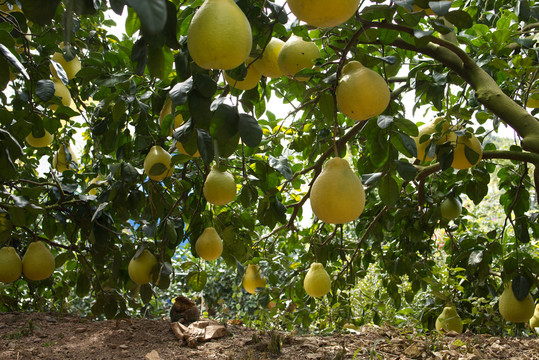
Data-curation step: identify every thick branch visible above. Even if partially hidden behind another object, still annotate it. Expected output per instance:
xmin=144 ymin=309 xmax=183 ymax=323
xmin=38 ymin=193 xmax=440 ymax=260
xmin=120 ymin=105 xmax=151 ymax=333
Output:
xmin=358 ymin=19 xmax=539 ymax=155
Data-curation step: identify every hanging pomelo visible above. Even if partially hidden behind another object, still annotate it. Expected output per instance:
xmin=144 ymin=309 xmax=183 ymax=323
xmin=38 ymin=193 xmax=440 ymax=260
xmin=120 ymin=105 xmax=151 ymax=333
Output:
xmin=187 ymin=0 xmax=252 ymax=70
xmin=336 ymin=61 xmax=390 ymax=121
xmin=310 ymin=157 xmax=365 ymax=224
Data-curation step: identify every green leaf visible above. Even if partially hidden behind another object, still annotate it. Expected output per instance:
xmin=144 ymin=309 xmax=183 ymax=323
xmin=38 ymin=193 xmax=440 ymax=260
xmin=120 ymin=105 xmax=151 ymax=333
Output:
xmin=465 ymin=180 xmax=488 ymax=205
xmin=503 ymin=257 xmax=518 ymax=276
xmin=174 ymin=51 xmax=190 ymax=81
xmin=377 ymin=115 xmax=394 ymax=129
xmin=164 ymin=220 xmax=177 ymax=244
xmin=103 ymin=297 xmax=118 ymax=319
xmin=126 ymin=0 xmax=166 ymax=35
xmin=76 ymin=273 xmax=91 ymax=297
xmin=55 ymin=252 xmax=74 ymax=268
xmin=269 ymin=156 xmax=293 ymax=181
xmin=239 ymin=183 xmax=258 ymax=208
xmin=36 ymin=79 xmax=55 ymax=102
xmin=445 ymin=10 xmax=473 ymax=29
xmin=437 ymin=144 xmax=453 ymax=170
xmin=20 ymin=0 xmax=60 ymax=25
xmin=468 ymin=250 xmax=483 ymax=266
xmin=194 ymin=73 xmax=217 ymax=98
xmin=43 ymin=215 xmax=57 ymax=239
xmin=149 ymin=162 xmax=167 ymax=176
xmin=362 ymin=172 xmax=383 ymax=186
xmin=464 ymin=144 xmax=480 ymax=166
xmin=369 ymin=135 xmax=389 ymax=168
xmin=395 ymin=160 xmax=417 ymax=181
xmin=318 ymin=93 xmax=335 ymax=123
xmin=391 ymin=132 xmax=417 ymax=158
xmin=189 ymin=91 xmax=213 ymax=129
xmin=511 ymin=275 xmax=531 ymax=301
xmin=514 ymin=217 xmax=530 ymax=244
xmin=121 ymin=163 xmax=139 ymax=184
xmin=428 ymin=1 xmax=452 ymax=15
xmin=187 ymin=270 xmax=207 ymax=291
xmin=225 ymin=63 xmax=248 ymax=82
xmin=378 ymin=175 xmax=399 ymax=207
xmin=197 ymin=129 xmax=213 ymax=164
xmin=238 ymin=113 xmax=262 ymax=147
xmin=170 ymin=77 xmax=193 ymax=105
xmin=140 ymin=283 xmax=153 ymax=304
xmin=210 ymin=103 xmax=239 ymax=143
xmin=147 ymin=46 xmax=165 ymax=79
xmin=413 ymin=29 xmax=434 ymax=39
xmin=52 ymin=56 xmax=70 ymax=82
xmin=394 ymin=118 xmax=419 ymax=137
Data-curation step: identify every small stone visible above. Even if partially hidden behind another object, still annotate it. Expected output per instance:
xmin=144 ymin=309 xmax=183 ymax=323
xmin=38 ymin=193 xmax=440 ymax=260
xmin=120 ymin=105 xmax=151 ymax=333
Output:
xmin=120 ymin=350 xmax=130 ymax=358
xmin=74 ymin=327 xmax=86 ymax=334
xmin=145 ymin=350 xmax=161 ymax=360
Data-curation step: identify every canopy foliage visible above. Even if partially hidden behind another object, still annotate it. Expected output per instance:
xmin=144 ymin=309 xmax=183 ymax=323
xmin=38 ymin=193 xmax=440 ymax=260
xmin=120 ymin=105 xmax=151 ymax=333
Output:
xmin=1 ymin=0 xmax=539 ymax=333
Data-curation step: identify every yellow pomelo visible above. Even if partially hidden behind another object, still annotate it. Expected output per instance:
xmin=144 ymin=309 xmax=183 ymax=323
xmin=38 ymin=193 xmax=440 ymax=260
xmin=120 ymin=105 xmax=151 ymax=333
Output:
xmin=22 ymin=241 xmax=55 ymax=281
xmin=52 ymin=145 xmax=78 ymax=172
xmin=203 ymin=166 xmax=236 ymax=205
xmin=440 ymin=197 xmax=462 ymax=220
xmin=336 ymin=61 xmax=390 ymax=121
xmin=253 ymin=38 xmax=285 ymax=78
xmin=242 ymin=264 xmax=267 ymax=294
xmin=26 ymin=129 xmax=53 ymax=148
xmin=51 ymin=78 xmax=73 ymax=108
xmin=530 ymin=304 xmax=539 ymax=333
xmin=499 ymin=282 xmax=535 ymax=323
xmin=224 ymin=57 xmax=262 ymax=90
xmin=277 ymin=35 xmax=321 ymax=81
xmin=144 ymin=145 xmax=173 ymax=181
xmin=50 ymin=51 xmax=81 ymax=80
xmin=435 ymin=305 xmax=463 ymax=333
xmin=128 ymin=249 xmax=158 ymax=285
xmin=287 ymin=0 xmax=360 ymax=27
xmin=304 ymin=263 xmax=331 ymax=298
xmin=0 ymin=246 xmax=22 ymax=283
xmin=310 ymin=157 xmax=365 ymax=224
xmin=449 ymin=132 xmax=482 ymax=170
xmin=195 ymin=227 xmax=223 ymax=261
xmin=412 ymin=117 xmax=450 ymax=162
xmin=187 ymin=0 xmax=252 ymax=70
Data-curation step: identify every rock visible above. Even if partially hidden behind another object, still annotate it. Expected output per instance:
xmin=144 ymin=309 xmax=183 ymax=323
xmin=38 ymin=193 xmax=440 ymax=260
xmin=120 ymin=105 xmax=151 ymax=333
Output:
xmin=145 ymin=350 xmax=161 ymax=360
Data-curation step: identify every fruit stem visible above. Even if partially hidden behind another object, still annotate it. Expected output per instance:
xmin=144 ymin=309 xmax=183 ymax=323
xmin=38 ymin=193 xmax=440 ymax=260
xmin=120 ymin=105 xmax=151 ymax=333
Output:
xmin=213 ymin=139 xmax=220 ymax=168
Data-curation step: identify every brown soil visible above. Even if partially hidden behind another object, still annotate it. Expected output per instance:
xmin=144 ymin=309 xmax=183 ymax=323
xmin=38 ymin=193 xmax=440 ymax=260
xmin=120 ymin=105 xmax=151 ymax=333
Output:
xmin=0 ymin=311 xmax=538 ymax=359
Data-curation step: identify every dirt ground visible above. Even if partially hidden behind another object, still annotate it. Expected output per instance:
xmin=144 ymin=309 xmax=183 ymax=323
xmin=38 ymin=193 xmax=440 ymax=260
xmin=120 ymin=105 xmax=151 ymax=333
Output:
xmin=1 ymin=312 xmax=538 ymax=360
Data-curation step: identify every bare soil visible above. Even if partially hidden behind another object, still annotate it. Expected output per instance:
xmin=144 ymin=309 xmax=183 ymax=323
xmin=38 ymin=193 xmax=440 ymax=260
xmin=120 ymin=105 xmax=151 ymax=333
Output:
xmin=1 ymin=311 xmax=538 ymax=359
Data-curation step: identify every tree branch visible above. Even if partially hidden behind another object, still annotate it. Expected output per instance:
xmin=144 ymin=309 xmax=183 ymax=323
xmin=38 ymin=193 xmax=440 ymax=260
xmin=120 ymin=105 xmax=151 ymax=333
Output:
xmin=357 ymin=18 xmax=539 ymax=155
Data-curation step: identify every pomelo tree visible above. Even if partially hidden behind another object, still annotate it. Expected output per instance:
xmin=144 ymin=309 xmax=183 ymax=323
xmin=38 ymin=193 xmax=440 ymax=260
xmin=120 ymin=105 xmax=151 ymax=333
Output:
xmin=0 ymin=0 xmax=538 ymax=333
